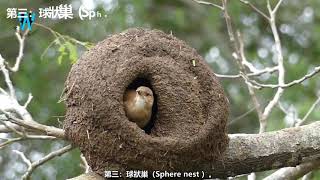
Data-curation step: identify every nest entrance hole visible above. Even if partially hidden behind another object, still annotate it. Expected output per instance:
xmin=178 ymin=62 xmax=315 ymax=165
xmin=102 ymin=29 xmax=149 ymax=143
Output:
xmin=125 ymin=77 xmax=158 ymax=134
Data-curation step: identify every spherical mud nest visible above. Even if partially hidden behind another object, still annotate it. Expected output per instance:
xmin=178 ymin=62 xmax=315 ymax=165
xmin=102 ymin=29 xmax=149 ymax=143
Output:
xmin=63 ymin=28 xmax=229 ymax=175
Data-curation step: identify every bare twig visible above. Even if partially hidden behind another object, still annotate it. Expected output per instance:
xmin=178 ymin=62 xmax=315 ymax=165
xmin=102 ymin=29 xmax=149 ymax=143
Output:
xmin=1 ymin=135 xmax=56 ymax=149
xmin=215 ymin=66 xmax=278 ymax=78
xmin=244 ymin=66 xmax=320 ymax=89
xmin=296 ymin=96 xmax=320 ymax=126
xmin=0 ymin=87 xmax=7 ymax=95
xmin=10 ymin=27 xmax=29 ymax=72
xmin=80 ymin=154 xmax=90 ymax=173
xmin=0 ymin=122 xmax=25 ymax=133
xmin=14 ymin=145 xmax=74 ymax=180
xmin=192 ymin=0 xmax=224 ymax=10
xmin=259 ymin=0 xmax=285 ymax=133
xmin=247 ymin=173 xmax=256 ymax=180
xmin=239 ymin=0 xmax=270 ymax=20
xmin=221 ymin=0 xmax=241 ymax=66
xmin=273 ymin=0 xmax=284 ymax=14
xmin=0 ymin=109 xmax=65 ymax=139
xmin=237 ymin=32 xmax=263 ymax=124
xmin=302 ymin=172 xmax=312 ymax=180
xmin=220 ymin=0 xmax=264 ymax=138
xmin=0 ymin=54 xmax=16 ymax=98
xmin=23 ymin=93 xmax=33 ymax=108
xmin=13 ymin=150 xmax=32 ymax=167
xmin=1 ymin=137 xmax=25 ymax=149
xmin=0 ymin=120 xmax=24 ymax=136
xmin=264 ymin=160 xmax=320 ymax=180
xmin=228 ymin=107 xmax=255 ymax=125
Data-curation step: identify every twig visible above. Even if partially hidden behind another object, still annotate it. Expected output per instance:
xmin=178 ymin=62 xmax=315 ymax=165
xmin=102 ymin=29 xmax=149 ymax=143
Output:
xmin=10 ymin=27 xmax=29 ymax=72
xmin=0 ymin=53 xmax=35 ymax=122
xmin=247 ymin=173 xmax=256 ymax=180
xmin=0 ymin=120 xmax=24 ymax=136
xmin=245 ymin=66 xmax=320 ymax=89
xmin=221 ymin=0 xmax=264 ymax=137
xmin=215 ymin=66 xmax=278 ymax=78
xmin=0 ymin=87 xmax=7 ymax=95
xmin=192 ymin=0 xmax=224 ymax=10
xmin=14 ymin=145 xmax=74 ymax=180
xmin=238 ymin=28 xmax=262 ymax=180
xmin=40 ymin=38 xmax=61 ymax=60
xmin=228 ymin=107 xmax=256 ymax=125
xmin=0 ymin=109 xmax=65 ymax=139
xmin=13 ymin=150 xmax=32 ymax=167
xmin=24 ymin=93 xmax=33 ymax=108
xmin=34 ymin=23 xmax=60 ymax=39
xmin=302 ymin=172 xmax=312 ymax=180
xmin=296 ymin=96 xmax=320 ymax=126
xmin=238 ymin=31 xmax=261 ymax=74
xmin=273 ymin=0 xmax=284 ymax=14
xmin=80 ymin=154 xmax=90 ymax=173
xmin=1 ymin=137 xmax=25 ymax=149
xmin=0 ymin=54 xmax=16 ymax=99
xmin=0 ymin=123 xmax=26 ymax=133
xmin=58 ymin=78 xmax=77 ymax=103
xmin=1 ymin=135 xmax=56 ymax=149
xmin=239 ymin=0 xmax=270 ymax=20
xmin=237 ymin=32 xmax=263 ymax=122
xmin=221 ymin=0 xmax=241 ymax=66
xmin=264 ymin=160 xmax=320 ymax=180
xmin=260 ymin=0 xmax=285 ymax=133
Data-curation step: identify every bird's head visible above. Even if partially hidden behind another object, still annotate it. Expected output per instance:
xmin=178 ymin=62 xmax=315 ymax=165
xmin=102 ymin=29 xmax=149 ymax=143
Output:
xmin=136 ymin=86 xmax=154 ymax=108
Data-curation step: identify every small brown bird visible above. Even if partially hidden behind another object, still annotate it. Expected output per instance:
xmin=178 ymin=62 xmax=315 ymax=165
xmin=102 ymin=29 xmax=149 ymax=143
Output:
xmin=124 ymin=86 xmax=154 ymax=128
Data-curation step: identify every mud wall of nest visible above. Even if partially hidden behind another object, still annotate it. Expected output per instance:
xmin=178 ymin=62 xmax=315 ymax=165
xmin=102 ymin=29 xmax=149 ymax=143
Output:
xmin=63 ymin=28 xmax=229 ymax=175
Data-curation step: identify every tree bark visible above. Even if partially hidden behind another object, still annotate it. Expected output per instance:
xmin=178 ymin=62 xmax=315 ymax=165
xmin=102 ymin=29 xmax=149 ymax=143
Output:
xmin=211 ymin=121 xmax=320 ymax=178
xmin=70 ymin=121 xmax=320 ymax=179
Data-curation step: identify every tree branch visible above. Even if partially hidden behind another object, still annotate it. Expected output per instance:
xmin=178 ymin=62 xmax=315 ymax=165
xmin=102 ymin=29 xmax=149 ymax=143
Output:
xmin=68 ymin=121 xmax=320 ymax=179
xmin=208 ymin=121 xmax=320 ymax=178
xmin=214 ymin=66 xmax=278 ymax=78
xmin=239 ymin=0 xmax=270 ymax=21
xmin=244 ymin=66 xmax=320 ymax=89
xmin=259 ymin=0 xmax=285 ymax=133
xmin=14 ymin=145 xmax=74 ymax=180
xmin=264 ymin=160 xmax=320 ymax=180
xmin=10 ymin=27 xmax=29 ymax=72
xmin=0 ymin=109 xmax=65 ymax=139
xmin=0 ymin=54 xmax=16 ymax=98
xmin=296 ymin=96 xmax=320 ymax=126
xmin=192 ymin=0 xmax=224 ymax=10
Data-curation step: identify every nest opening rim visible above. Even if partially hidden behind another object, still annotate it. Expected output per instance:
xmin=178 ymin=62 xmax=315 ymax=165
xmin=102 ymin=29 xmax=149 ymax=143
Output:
xmin=124 ymin=76 xmax=158 ymax=134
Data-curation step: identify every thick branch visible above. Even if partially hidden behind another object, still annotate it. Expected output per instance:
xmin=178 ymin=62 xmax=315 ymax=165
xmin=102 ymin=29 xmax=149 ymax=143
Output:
xmin=209 ymin=121 xmax=320 ymax=178
xmin=69 ymin=121 xmax=320 ymax=179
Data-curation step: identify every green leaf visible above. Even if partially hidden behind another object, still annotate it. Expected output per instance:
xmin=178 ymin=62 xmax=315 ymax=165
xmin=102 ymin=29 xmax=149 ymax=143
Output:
xmin=57 ymin=44 xmax=66 ymax=64
xmin=65 ymin=42 xmax=78 ymax=64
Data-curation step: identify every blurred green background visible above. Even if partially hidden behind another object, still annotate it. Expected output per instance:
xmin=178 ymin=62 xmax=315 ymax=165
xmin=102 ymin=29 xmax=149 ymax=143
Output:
xmin=0 ymin=0 xmax=319 ymax=179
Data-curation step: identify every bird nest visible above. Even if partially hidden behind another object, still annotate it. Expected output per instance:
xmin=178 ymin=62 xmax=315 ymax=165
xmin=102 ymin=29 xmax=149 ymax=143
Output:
xmin=63 ymin=28 xmax=229 ymax=175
